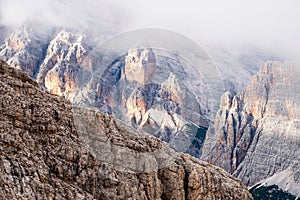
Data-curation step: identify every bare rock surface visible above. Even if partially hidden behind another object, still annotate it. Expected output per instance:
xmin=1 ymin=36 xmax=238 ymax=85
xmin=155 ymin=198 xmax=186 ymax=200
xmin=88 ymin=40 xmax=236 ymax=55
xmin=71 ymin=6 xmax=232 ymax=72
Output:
xmin=201 ymin=61 xmax=300 ymax=194
xmin=0 ymin=60 xmax=252 ymax=199
xmin=0 ymin=21 xmax=276 ymax=159
xmin=0 ymin=20 xmax=53 ymax=78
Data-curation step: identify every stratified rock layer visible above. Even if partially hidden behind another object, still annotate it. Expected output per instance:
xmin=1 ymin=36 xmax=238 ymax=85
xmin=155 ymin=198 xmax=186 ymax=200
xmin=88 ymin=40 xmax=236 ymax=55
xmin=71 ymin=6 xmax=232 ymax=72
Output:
xmin=0 ymin=60 xmax=252 ymax=199
xmin=201 ymin=61 xmax=300 ymax=190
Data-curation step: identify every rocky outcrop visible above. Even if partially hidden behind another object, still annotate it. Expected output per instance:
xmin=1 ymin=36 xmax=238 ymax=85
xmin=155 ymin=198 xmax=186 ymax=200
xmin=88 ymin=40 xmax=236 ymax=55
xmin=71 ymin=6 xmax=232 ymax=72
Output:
xmin=0 ymin=21 xmax=53 ymax=78
xmin=0 ymin=60 xmax=253 ymax=199
xmin=201 ymin=90 xmax=256 ymax=173
xmin=39 ymin=29 xmax=90 ymax=96
xmin=201 ymin=61 xmax=300 ymax=194
xmin=124 ymin=48 xmax=155 ymax=84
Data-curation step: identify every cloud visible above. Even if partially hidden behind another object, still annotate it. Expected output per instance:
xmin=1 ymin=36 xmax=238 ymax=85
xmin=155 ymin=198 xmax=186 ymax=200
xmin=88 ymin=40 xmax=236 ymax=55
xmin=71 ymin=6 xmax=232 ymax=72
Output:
xmin=0 ymin=0 xmax=300 ymax=60
xmin=119 ymin=0 xmax=300 ymax=60
xmin=0 ymin=0 xmax=123 ymax=28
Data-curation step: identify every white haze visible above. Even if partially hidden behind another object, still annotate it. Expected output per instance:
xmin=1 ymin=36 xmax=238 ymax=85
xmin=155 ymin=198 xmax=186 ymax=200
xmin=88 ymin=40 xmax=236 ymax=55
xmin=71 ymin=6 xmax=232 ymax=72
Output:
xmin=0 ymin=0 xmax=300 ymax=60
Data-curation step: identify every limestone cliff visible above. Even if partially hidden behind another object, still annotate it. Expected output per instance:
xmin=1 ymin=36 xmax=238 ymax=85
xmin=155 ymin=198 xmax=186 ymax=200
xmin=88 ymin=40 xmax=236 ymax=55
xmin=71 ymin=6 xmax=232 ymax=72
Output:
xmin=0 ymin=21 xmax=272 ymax=158
xmin=201 ymin=61 xmax=300 ymax=195
xmin=38 ymin=29 xmax=90 ymax=95
xmin=0 ymin=60 xmax=252 ymax=199
xmin=69 ymin=47 xmax=211 ymax=157
xmin=0 ymin=21 xmax=53 ymax=78
xmin=200 ymin=90 xmax=256 ymax=174
xmin=0 ymin=22 xmax=212 ymax=157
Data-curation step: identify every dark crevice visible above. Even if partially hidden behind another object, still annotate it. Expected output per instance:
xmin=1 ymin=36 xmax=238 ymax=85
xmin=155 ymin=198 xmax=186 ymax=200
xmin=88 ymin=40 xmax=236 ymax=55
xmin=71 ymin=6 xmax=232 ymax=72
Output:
xmin=183 ymin=165 xmax=189 ymax=200
xmin=262 ymin=83 xmax=270 ymax=118
xmin=251 ymin=127 xmax=263 ymax=154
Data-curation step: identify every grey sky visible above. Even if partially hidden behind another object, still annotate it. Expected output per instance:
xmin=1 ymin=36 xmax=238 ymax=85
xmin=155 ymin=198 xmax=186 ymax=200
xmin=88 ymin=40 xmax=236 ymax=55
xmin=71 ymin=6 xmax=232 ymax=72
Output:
xmin=0 ymin=0 xmax=300 ymax=60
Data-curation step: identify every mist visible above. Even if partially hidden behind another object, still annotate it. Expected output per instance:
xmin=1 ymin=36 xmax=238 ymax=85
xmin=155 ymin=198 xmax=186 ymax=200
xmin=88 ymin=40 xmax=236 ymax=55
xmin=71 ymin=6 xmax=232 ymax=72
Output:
xmin=0 ymin=0 xmax=300 ymax=60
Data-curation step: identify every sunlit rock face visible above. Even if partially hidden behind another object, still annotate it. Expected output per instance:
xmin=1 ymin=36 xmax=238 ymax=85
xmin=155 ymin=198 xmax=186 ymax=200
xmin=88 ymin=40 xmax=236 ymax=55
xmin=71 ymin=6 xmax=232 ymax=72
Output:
xmin=124 ymin=48 xmax=155 ymax=84
xmin=40 ymin=30 xmax=90 ymax=97
xmin=76 ymin=48 xmax=211 ymax=156
xmin=0 ymin=21 xmax=52 ymax=78
xmin=201 ymin=61 xmax=300 ymax=190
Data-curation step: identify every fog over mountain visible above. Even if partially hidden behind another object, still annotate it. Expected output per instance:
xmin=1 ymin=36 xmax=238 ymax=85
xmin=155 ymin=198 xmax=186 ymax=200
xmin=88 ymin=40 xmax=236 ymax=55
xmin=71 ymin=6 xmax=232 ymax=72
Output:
xmin=1 ymin=0 xmax=300 ymax=60
xmin=1 ymin=1 xmax=300 ymax=199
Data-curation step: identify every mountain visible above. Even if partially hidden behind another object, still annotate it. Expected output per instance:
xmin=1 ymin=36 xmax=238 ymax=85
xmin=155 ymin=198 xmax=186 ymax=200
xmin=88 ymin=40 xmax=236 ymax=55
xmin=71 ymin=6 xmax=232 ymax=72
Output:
xmin=204 ymin=46 xmax=279 ymax=91
xmin=0 ymin=20 xmax=273 ymax=157
xmin=0 ymin=21 xmax=54 ymax=78
xmin=0 ymin=60 xmax=253 ymax=199
xmin=201 ymin=61 xmax=300 ymax=197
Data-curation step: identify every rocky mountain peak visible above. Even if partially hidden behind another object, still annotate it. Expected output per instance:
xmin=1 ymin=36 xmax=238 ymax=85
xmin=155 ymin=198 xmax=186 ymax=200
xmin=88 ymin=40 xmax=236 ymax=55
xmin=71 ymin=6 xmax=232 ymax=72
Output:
xmin=37 ymin=29 xmax=90 ymax=96
xmin=0 ymin=21 xmax=53 ymax=78
xmin=0 ymin=23 xmax=273 ymax=161
xmin=219 ymin=90 xmax=242 ymax=112
xmin=124 ymin=48 xmax=155 ymax=84
xmin=201 ymin=60 xmax=300 ymax=197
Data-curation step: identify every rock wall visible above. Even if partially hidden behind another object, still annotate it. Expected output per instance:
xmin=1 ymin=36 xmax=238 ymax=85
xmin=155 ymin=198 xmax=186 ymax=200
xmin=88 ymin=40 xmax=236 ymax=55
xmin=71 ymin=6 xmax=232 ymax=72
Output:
xmin=0 ymin=21 xmax=52 ymax=78
xmin=201 ymin=90 xmax=256 ymax=174
xmin=0 ymin=60 xmax=252 ymax=199
xmin=201 ymin=61 xmax=300 ymax=188
xmin=0 ymin=22 xmax=212 ymax=158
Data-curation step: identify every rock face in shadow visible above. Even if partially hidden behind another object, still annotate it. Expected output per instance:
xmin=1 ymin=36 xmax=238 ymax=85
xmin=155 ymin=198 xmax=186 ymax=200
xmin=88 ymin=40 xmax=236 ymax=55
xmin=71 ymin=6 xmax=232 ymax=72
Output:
xmin=201 ymin=90 xmax=256 ymax=174
xmin=0 ymin=60 xmax=253 ymax=199
xmin=201 ymin=61 xmax=300 ymax=192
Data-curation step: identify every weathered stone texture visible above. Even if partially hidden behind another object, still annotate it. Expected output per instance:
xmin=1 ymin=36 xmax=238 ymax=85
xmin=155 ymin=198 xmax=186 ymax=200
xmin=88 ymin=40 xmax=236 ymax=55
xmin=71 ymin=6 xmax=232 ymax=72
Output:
xmin=201 ymin=61 xmax=300 ymax=188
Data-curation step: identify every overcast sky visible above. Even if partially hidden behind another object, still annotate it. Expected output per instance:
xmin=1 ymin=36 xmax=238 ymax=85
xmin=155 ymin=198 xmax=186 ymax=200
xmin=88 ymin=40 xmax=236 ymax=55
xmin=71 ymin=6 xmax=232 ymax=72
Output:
xmin=1 ymin=0 xmax=300 ymax=60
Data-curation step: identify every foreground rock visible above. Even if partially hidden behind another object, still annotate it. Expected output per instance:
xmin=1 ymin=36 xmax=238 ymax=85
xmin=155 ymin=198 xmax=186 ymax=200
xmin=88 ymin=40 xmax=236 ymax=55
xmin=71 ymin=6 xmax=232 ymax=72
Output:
xmin=0 ymin=60 xmax=252 ymax=199
xmin=201 ymin=61 xmax=300 ymax=197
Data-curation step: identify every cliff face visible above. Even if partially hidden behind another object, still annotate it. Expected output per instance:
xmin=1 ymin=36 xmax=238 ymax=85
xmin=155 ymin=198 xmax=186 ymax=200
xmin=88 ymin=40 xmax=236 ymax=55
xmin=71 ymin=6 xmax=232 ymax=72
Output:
xmin=38 ymin=29 xmax=90 ymax=95
xmin=201 ymin=61 xmax=300 ymax=193
xmin=0 ymin=60 xmax=252 ymax=199
xmin=200 ymin=90 xmax=256 ymax=174
xmin=0 ymin=21 xmax=271 ymax=158
xmin=0 ymin=21 xmax=53 ymax=78
xmin=0 ymin=22 xmax=213 ymax=157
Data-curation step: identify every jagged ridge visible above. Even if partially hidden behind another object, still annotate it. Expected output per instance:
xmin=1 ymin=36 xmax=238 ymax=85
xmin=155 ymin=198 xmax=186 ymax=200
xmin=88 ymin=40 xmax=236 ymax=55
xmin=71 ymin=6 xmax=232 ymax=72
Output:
xmin=201 ymin=61 xmax=300 ymax=197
